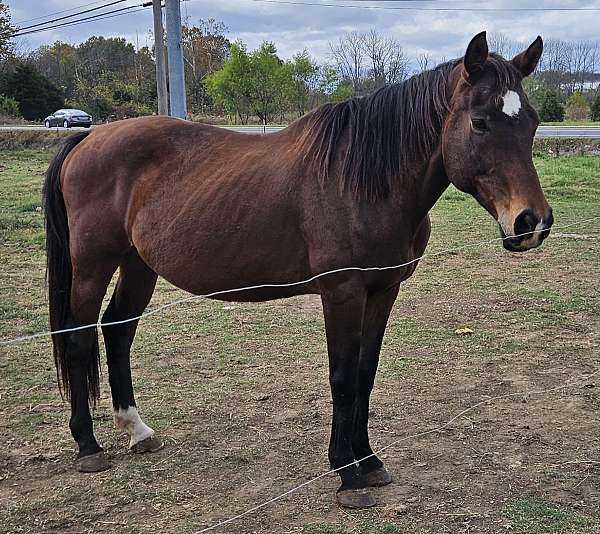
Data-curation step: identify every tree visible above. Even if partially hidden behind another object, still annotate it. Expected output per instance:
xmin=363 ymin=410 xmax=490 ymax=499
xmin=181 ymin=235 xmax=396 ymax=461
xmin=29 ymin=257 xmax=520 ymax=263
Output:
xmin=76 ymin=36 xmax=137 ymax=81
xmin=205 ymin=42 xmax=252 ymax=123
xmin=286 ymin=50 xmax=318 ymax=117
xmin=330 ymin=29 xmax=410 ymax=95
xmin=591 ymin=92 xmax=600 ymax=121
xmin=359 ymin=29 xmax=409 ymax=89
xmin=330 ymin=81 xmax=353 ymax=102
xmin=28 ymin=42 xmax=77 ymax=99
xmin=0 ymin=63 xmax=64 ymax=120
xmin=565 ymin=91 xmax=590 ymax=121
xmin=27 ymin=36 xmax=158 ymax=120
xmin=314 ymin=64 xmax=353 ymax=104
xmin=523 ymin=76 xmax=549 ymax=111
xmin=539 ymin=90 xmax=564 ymax=122
xmin=0 ymin=93 xmax=18 ymax=116
xmin=182 ymin=18 xmax=230 ymax=114
xmin=0 ymin=2 xmax=14 ymax=63
xmin=329 ymin=32 xmax=364 ymax=94
xmin=248 ymin=42 xmax=290 ymax=125
xmin=416 ymin=53 xmax=431 ymax=73
xmin=487 ymin=32 xmax=520 ymax=59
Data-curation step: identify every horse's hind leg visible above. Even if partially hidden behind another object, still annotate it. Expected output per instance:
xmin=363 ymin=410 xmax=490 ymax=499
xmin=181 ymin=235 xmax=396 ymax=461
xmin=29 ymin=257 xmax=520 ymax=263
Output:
xmin=101 ymin=249 xmax=161 ymax=453
xmin=68 ymin=261 xmax=119 ymax=473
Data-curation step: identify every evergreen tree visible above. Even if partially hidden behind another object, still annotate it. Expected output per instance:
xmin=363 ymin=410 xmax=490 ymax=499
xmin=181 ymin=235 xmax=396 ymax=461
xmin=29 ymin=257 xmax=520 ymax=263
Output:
xmin=0 ymin=63 xmax=64 ymax=120
xmin=539 ymin=90 xmax=564 ymax=122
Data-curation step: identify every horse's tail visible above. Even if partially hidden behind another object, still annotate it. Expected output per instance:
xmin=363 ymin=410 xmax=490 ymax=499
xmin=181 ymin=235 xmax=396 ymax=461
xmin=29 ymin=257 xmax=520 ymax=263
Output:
xmin=43 ymin=131 xmax=95 ymax=401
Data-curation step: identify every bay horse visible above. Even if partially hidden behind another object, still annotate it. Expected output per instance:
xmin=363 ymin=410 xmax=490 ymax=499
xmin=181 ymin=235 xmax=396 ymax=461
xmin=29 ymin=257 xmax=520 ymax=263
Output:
xmin=44 ymin=32 xmax=553 ymax=508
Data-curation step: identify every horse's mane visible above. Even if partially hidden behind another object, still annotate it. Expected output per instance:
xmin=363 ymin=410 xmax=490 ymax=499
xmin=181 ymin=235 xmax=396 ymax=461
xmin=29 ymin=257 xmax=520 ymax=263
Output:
xmin=298 ymin=54 xmax=519 ymax=201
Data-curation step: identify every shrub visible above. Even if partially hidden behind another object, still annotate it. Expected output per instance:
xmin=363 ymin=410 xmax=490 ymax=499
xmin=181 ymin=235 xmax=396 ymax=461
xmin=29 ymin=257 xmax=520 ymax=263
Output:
xmin=539 ymin=90 xmax=564 ymax=122
xmin=0 ymin=94 xmax=19 ymax=117
xmin=522 ymin=76 xmax=548 ymax=111
xmin=591 ymin=92 xmax=600 ymax=121
xmin=565 ymin=91 xmax=590 ymax=121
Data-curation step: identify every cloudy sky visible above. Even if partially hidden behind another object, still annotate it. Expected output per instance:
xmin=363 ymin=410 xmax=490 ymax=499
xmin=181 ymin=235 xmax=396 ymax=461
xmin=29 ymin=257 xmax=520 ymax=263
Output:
xmin=9 ymin=0 xmax=600 ymax=67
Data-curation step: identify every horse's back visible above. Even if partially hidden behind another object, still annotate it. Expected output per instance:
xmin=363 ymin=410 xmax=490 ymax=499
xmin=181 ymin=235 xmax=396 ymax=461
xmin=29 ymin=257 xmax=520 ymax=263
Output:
xmin=60 ymin=116 xmax=313 ymax=296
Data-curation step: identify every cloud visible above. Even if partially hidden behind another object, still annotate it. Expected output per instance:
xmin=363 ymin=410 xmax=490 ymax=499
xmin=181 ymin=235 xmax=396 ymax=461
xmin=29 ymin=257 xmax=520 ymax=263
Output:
xmin=11 ymin=0 xmax=600 ymax=67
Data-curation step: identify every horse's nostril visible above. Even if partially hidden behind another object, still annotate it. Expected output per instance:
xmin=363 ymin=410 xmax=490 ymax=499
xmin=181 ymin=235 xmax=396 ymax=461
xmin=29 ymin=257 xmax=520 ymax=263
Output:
xmin=514 ymin=209 xmax=538 ymax=237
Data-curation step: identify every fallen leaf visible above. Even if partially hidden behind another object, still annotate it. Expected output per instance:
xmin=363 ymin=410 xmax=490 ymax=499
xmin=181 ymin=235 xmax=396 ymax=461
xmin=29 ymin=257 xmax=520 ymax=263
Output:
xmin=455 ymin=327 xmax=474 ymax=336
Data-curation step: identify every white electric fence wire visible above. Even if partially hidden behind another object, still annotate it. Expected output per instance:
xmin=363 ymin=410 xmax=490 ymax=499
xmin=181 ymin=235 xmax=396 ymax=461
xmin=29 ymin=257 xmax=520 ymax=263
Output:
xmin=1 ymin=215 xmax=599 ymax=346
xmin=194 ymin=365 xmax=600 ymax=533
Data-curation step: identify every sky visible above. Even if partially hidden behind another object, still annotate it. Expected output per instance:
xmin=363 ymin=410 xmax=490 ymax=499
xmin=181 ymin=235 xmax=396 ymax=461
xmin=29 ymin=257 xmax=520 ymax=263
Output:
xmin=9 ymin=0 xmax=600 ymax=67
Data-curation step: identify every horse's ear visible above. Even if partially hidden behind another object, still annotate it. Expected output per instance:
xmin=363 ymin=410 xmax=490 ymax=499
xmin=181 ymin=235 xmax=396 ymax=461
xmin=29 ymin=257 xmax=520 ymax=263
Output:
xmin=511 ymin=36 xmax=543 ymax=77
xmin=464 ymin=31 xmax=489 ymax=77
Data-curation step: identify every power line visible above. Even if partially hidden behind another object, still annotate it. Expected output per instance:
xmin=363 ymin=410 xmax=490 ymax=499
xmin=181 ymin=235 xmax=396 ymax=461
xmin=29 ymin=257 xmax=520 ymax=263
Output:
xmin=204 ymin=0 xmax=600 ymax=11
xmin=15 ymin=0 xmax=131 ymax=32
xmin=13 ymin=3 xmax=153 ymax=38
xmin=13 ymin=7 xmax=152 ymax=38
xmin=14 ymin=0 xmax=116 ymax=25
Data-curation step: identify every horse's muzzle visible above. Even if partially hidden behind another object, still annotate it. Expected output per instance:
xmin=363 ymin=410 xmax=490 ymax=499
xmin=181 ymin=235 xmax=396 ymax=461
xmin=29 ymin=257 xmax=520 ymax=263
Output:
xmin=500 ymin=208 xmax=554 ymax=252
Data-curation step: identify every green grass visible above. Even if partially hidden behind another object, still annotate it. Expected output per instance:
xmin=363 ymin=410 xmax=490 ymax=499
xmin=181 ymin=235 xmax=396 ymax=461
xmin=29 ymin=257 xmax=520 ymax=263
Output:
xmin=300 ymin=521 xmax=406 ymax=534
xmin=541 ymin=121 xmax=600 ymax=126
xmin=0 ymin=149 xmax=599 ymax=533
xmin=502 ymin=498 xmax=599 ymax=533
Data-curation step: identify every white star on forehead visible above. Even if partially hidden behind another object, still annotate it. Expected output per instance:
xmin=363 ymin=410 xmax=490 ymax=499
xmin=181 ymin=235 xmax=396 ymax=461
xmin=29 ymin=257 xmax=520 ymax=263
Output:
xmin=502 ymin=90 xmax=521 ymax=116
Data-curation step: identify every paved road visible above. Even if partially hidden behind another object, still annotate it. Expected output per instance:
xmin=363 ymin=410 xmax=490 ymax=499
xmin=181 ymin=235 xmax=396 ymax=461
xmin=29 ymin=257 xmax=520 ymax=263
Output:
xmin=1 ymin=124 xmax=599 ymax=138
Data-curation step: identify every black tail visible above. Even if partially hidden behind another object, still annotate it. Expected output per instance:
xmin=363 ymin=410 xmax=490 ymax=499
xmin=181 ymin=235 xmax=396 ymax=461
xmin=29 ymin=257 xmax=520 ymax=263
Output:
xmin=43 ymin=131 xmax=100 ymax=402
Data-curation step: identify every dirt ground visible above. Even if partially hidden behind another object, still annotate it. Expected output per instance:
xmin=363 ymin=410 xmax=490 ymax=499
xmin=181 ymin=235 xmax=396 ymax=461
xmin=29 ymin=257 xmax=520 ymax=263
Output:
xmin=1 ymin=151 xmax=599 ymax=534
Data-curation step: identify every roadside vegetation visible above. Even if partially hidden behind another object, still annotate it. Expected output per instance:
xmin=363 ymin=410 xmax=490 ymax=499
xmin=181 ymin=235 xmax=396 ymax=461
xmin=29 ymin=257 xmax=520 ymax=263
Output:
xmin=1 ymin=1 xmax=600 ymax=126
xmin=0 ymin=148 xmax=599 ymax=533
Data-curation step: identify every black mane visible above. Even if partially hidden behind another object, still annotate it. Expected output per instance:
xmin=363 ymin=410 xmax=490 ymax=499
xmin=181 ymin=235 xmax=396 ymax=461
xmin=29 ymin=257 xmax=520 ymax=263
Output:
xmin=300 ymin=54 xmax=519 ymax=201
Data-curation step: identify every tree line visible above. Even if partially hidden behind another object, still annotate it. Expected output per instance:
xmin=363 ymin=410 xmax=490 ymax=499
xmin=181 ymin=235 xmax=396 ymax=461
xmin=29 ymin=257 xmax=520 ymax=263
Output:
xmin=0 ymin=1 xmax=599 ymax=124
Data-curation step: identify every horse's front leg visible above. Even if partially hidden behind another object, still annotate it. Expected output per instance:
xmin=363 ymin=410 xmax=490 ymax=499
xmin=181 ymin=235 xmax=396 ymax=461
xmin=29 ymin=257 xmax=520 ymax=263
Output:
xmin=321 ymin=281 xmax=375 ymax=508
xmin=353 ymin=284 xmax=400 ymax=487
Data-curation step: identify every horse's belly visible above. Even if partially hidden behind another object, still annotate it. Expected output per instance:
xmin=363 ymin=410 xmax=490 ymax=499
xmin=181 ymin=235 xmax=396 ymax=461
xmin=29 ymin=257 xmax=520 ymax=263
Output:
xmin=131 ymin=209 xmax=315 ymax=300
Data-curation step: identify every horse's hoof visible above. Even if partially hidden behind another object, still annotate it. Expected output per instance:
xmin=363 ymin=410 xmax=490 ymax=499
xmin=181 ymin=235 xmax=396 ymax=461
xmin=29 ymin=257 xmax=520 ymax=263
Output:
xmin=75 ymin=451 xmax=110 ymax=473
xmin=130 ymin=435 xmax=164 ymax=454
xmin=336 ymin=488 xmax=376 ymax=509
xmin=362 ymin=466 xmax=393 ymax=487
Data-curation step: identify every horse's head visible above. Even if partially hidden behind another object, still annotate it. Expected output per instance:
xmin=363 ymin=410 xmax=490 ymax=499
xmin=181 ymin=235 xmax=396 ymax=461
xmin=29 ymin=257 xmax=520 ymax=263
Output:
xmin=442 ymin=31 xmax=553 ymax=252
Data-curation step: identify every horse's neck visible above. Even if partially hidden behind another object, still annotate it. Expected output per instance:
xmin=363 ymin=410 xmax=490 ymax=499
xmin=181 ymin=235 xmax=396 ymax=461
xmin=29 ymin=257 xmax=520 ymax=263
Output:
xmin=407 ymin=144 xmax=451 ymax=220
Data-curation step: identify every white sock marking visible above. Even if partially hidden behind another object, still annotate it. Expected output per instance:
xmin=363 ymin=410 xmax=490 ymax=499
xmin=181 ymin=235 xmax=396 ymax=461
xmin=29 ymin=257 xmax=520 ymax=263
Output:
xmin=114 ymin=407 xmax=154 ymax=448
xmin=502 ymin=90 xmax=521 ymax=117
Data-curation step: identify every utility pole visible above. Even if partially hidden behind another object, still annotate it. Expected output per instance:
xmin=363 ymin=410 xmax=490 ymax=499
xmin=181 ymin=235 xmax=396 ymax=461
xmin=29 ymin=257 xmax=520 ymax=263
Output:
xmin=165 ymin=0 xmax=187 ymax=119
xmin=152 ymin=0 xmax=169 ymax=115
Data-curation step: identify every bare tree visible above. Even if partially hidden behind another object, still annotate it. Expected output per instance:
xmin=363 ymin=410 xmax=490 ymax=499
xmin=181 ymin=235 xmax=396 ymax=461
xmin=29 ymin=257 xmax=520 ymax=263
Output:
xmin=182 ymin=18 xmax=230 ymax=113
xmin=570 ymin=40 xmax=599 ymax=92
xmin=416 ymin=53 xmax=431 ymax=73
xmin=329 ymin=31 xmax=364 ymax=94
xmin=329 ymin=29 xmax=410 ymax=95
xmin=488 ymin=32 xmax=520 ymax=59
xmin=359 ymin=29 xmax=409 ymax=88
xmin=387 ymin=46 xmax=410 ymax=84
xmin=537 ymin=38 xmax=570 ymax=89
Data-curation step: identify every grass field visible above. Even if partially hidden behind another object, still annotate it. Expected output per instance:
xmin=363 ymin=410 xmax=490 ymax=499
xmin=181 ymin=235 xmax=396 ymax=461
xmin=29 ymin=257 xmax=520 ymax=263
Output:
xmin=0 ymin=149 xmax=599 ymax=534
xmin=541 ymin=121 xmax=600 ymax=126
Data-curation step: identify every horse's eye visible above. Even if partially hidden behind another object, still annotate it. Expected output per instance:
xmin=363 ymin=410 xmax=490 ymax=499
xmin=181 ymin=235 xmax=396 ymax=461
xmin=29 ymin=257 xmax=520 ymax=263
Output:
xmin=471 ymin=117 xmax=488 ymax=133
